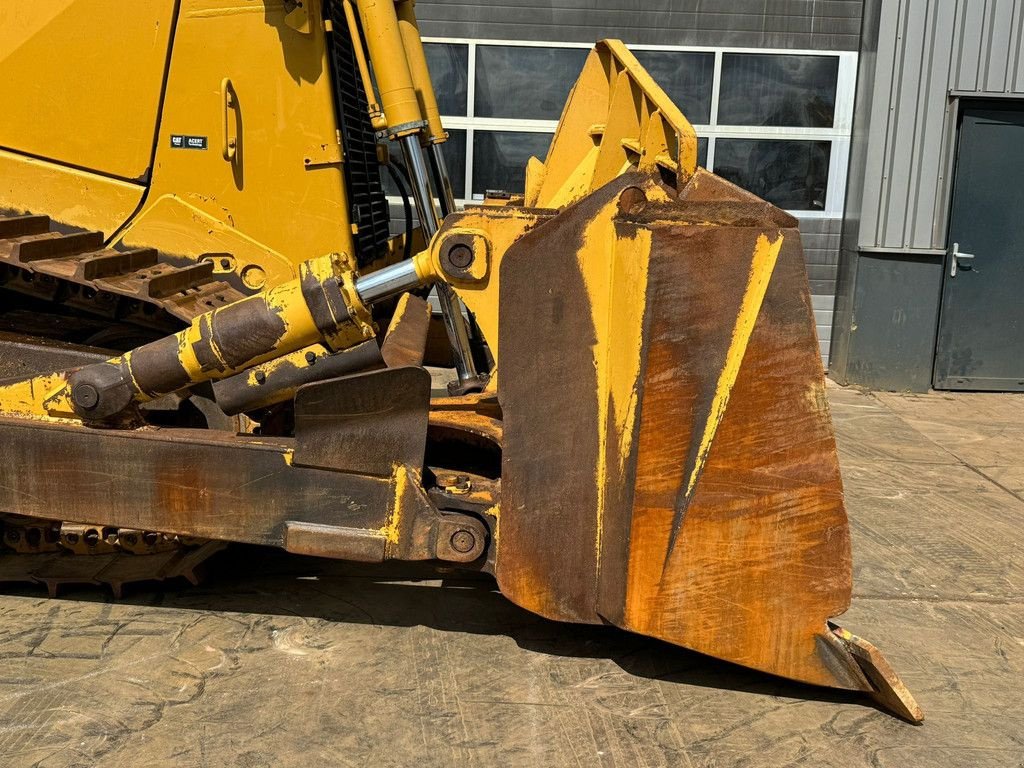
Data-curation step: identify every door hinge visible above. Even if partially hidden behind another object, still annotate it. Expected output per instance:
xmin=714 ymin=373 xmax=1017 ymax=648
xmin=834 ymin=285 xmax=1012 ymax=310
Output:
xmin=304 ymin=136 xmax=344 ymax=169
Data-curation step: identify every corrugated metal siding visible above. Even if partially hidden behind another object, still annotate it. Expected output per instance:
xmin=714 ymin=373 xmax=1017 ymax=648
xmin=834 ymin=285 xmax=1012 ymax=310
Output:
xmin=416 ymin=1 xmax=863 ymax=51
xmin=858 ymin=0 xmax=1024 ymax=251
xmin=951 ymin=0 xmax=1024 ymax=92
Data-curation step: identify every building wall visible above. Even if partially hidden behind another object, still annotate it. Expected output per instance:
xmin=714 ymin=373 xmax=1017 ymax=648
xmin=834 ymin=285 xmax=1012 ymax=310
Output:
xmin=416 ymin=0 xmax=863 ymax=51
xmin=831 ymin=0 xmax=1024 ymax=390
xmin=398 ymin=1 xmax=865 ymax=362
xmin=801 ymin=217 xmax=843 ymax=360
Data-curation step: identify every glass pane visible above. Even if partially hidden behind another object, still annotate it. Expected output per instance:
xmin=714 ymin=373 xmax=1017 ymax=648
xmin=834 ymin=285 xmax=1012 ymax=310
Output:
xmin=632 ymin=50 xmax=714 ymax=125
xmin=475 ymin=46 xmax=589 ymax=120
xmin=472 ymin=131 xmax=553 ymax=198
xmin=719 ymin=54 xmax=839 ymax=128
xmin=424 ymin=43 xmax=468 ymax=117
xmin=382 ymin=144 xmax=400 ymax=197
xmin=698 ymin=137 xmax=709 ymax=167
xmin=441 ymin=129 xmax=467 ymax=199
xmin=382 ymin=129 xmax=467 ymax=201
xmin=713 ymin=139 xmax=831 ymax=211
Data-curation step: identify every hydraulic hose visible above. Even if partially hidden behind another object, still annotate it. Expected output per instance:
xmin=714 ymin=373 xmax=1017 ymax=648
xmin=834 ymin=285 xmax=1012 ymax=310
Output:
xmin=386 ymin=160 xmax=415 ymax=262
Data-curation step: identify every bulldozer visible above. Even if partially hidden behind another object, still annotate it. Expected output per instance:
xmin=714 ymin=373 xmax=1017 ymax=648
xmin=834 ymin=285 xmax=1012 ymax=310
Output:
xmin=0 ymin=0 xmax=921 ymax=722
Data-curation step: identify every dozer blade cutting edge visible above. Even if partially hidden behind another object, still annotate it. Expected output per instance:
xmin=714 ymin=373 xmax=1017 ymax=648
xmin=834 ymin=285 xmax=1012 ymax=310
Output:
xmin=0 ymin=36 xmax=921 ymax=723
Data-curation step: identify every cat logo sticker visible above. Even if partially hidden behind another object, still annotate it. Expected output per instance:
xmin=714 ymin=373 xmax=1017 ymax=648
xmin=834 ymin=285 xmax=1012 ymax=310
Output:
xmin=170 ymin=135 xmax=208 ymax=150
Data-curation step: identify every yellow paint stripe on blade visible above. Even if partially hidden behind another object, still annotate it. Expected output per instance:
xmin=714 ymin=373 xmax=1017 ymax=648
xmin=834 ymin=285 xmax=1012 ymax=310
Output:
xmin=682 ymin=232 xmax=784 ymax=499
xmin=379 ymin=463 xmax=408 ymax=544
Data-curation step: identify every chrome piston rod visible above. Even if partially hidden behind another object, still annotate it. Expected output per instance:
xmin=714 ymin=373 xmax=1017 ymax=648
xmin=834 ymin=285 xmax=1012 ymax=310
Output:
xmin=355 ymin=258 xmax=421 ymax=305
xmin=396 ymin=135 xmax=482 ymax=389
xmin=428 ymin=142 xmax=458 ymax=218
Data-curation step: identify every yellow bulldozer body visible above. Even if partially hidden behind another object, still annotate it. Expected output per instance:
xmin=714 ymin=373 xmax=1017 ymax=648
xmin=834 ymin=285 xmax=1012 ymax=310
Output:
xmin=0 ymin=1 xmax=921 ymax=723
xmin=1 ymin=0 xmax=361 ymax=288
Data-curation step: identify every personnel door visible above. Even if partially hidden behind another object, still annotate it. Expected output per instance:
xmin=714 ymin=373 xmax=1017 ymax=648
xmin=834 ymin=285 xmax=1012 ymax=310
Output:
xmin=934 ymin=104 xmax=1024 ymax=390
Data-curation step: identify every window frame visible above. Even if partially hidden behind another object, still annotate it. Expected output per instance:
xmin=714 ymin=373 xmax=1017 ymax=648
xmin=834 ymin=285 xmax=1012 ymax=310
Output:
xmin=410 ymin=38 xmax=858 ymax=217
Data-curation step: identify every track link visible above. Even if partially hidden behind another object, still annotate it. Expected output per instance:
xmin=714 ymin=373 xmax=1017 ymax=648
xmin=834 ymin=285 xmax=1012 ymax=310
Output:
xmin=0 ymin=516 xmax=227 ymax=598
xmin=0 ymin=214 xmax=247 ymax=330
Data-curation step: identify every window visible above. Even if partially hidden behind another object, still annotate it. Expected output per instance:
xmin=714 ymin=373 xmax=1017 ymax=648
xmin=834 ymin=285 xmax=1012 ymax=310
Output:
xmin=396 ymin=39 xmax=854 ymax=215
xmin=440 ymin=129 xmax=468 ymax=199
xmin=473 ymin=131 xmax=554 ymax=197
xmin=714 ymin=140 xmax=831 ymax=211
xmin=424 ymin=43 xmax=468 ymax=117
xmin=719 ymin=54 xmax=839 ymax=128
xmin=475 ymin=46 xmax=588 ymax=120
xmin=632 ymin=50 xmax=714 ymax=125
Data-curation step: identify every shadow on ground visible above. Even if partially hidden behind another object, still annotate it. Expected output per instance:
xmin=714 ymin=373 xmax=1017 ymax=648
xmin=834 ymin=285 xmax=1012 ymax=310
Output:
xmin=1 ymin=543 xmax=883 ymax=717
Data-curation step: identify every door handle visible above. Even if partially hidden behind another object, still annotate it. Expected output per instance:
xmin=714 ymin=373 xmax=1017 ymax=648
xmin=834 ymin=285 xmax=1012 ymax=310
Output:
xmin=221 ymin=78 xmax=238 ymax=162
xmin=950 ymin=242 xmax=975 ymax=278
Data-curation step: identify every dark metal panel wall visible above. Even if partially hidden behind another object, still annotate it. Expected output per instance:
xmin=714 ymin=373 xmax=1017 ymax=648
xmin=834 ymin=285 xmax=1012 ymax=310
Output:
xmin=829 ymin=0 xmax=881 ymax=383
xmin=416 ymin=0 xmax=864 ymax=51
xmin=832 ymin=255 xmax=945 ymax=392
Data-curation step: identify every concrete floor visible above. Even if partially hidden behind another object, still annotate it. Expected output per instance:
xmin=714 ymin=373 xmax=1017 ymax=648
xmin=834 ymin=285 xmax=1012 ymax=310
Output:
xmin=0 ymin=384 xmax=1022 ymax=767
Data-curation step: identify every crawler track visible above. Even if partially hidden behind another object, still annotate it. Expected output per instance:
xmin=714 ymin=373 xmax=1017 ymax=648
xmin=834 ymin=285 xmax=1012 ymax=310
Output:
xmin=0 ymin=214 xmax=247 ymax=594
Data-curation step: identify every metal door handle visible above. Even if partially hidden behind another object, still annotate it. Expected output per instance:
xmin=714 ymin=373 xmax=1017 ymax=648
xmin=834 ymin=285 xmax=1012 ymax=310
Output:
xmin=221 ymin=78 xmax=238 ymax=162
xmin=950 ymin=242 xmax=975 ymax=277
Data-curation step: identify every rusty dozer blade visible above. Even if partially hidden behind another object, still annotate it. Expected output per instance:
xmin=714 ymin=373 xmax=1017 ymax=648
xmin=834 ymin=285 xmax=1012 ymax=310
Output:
xmin=474 ymin=166 xmax=921 ymax=722
xmin=422 ymin=40 xmax=922 ymax=721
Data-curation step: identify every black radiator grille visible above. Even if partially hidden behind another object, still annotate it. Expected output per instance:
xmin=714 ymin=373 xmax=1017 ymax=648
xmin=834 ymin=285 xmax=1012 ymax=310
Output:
xmin=326 ymin=1 xmax=391 ymax=268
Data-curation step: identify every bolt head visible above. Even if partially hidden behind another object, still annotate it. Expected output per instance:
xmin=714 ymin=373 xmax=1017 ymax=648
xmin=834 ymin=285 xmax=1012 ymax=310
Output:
xmin=71 ymin=383 xmax=100 ymax=411
xmin=448 ymin=244 xmax=474 ymax=269
xmin=449 ymin=530 xmax=476 ymax=554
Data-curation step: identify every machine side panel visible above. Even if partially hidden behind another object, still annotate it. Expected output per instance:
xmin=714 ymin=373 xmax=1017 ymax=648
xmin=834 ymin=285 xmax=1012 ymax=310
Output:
xmin=0 ymin=149 xmax=144 ymax=235
xmin=116 ymin=0 xmax=358 ymax=285
xmin=0 ymin=1 xmax=176 ymax=182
